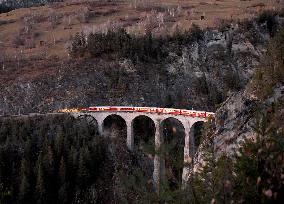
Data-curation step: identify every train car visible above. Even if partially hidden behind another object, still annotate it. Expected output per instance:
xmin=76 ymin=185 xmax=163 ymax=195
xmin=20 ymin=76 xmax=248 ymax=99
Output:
xmin=133 ymin=107 xmax=150 ymax=113
xmin=196 ymin=111 xmax=207 ymax=118
xmin=118 ymin=107 xmax=135 ymax=111
xmin=88 ymin=106 xmax=111 ymax=111
xmin=180 ymin=109 xmax=197 ymax=117
xmin=162 ymin=108 xmax=181 ymax=115
xmin=81 ymin=106 xmax=214 ymax=118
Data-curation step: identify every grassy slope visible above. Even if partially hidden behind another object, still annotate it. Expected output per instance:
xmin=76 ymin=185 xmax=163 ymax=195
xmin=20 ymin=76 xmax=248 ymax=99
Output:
xmin=0 ymin=0 xmax=281 ymax=58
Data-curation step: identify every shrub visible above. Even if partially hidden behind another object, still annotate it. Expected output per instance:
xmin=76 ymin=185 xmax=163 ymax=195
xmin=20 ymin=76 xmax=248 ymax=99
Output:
xmin=76 ymin=7 xmax=92 ymax=23
xmin=279 ymin=8 xmax=284 ymax=17
xmin=190 ymin=23 xmax=204 ymax=41
xmin=0 ymin=3 xmax=13 ymax=14
xmin=0 ymin=19 xmax=16 ymax=26
xmin=12 ymin=35 xmax=25 ymax=48
xmin=69 ymin=32 xmax=87 ymax=57
xmin=48 ymin=9 xmax=62 ymax=29
xmin=257 ymin=10 xmax=279 ymax=37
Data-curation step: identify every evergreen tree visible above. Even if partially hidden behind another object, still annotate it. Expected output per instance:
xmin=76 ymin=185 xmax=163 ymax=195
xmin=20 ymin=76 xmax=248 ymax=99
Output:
xmin=233 ymin=111 xmax=284 ymax=203
xmin=190 ymin=119 xmax=234 ymax=204
xmin=44 ymin=145 xmax=56 ymax=203
xmin=77 ymin=147 xmax=91 ymax=188
xmin=19 ymin=158 xmax=31 ymax=203
xmin=35 ymin=153 xmax=46 ymax=204
xmin=59 ymin=157 xmax=66 ymax=188
xmin=0 ymin=183 xmax=12 ymax=204
xmin=58 ymin=156 xmax=68 ymax=204
xmin=55 ymin=126 xmax=65 ymax=159
xmin=69 ymin=32 xmax=87 ymax=57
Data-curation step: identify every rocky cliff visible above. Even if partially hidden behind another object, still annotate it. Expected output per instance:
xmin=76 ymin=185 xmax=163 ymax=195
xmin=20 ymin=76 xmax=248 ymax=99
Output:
xmin=214 ymin=85 xmax=284 ymax=155
xmin=213 ymin=24 xmax=284 ymax=155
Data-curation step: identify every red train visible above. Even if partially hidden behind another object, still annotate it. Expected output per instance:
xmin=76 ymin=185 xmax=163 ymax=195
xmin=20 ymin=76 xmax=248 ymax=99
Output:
xmin=78 ymin=106 xmax=214 ymax=118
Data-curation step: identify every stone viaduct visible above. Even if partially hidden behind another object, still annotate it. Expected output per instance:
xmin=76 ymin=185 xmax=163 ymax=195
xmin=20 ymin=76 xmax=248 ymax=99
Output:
xmin=70 ymin=107 xmax=214 ymax=190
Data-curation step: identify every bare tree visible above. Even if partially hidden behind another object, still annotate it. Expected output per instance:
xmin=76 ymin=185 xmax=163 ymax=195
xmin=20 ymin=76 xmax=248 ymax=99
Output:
xmin=48 ymin=8 xmax=61 ymax=29
xmin=14 ymin=49 xmax=24 ymax=69
xmin=157 ymin=12 xmax=165 ymax=28
xmin=76 ymin=6 xmax=91 ymax=23
xmin=0 ymin=45 xmax=6 ymax=71
xmin=13 ymin=12 xmax=43 ymax=49
xmin=62 ymin=15 xmax=73 ymax=29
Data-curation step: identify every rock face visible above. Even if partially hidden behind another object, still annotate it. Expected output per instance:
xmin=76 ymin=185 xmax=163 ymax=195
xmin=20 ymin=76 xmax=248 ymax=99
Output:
xmin=0 ymin=20 xmax=275 ymax=115
xmin=214 ymin=90 xmax=258 ymax=155
xmin=213 ymin=85 xmax=284 ymax=155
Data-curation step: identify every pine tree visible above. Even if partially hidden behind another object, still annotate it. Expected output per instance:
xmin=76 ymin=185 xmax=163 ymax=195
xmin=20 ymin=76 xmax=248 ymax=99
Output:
xmin=19 ymin=158 xmax=31 ymax=203
xmin=0 ymin=183 xmax=12 ymax=204
xmin=43 ymin=145 xmax=54 ymax=177
xmin=58 ymin=156 xmax=68 ymax=204
xmin=69 ymin=32 xmax=87 ymax=57
xmin=233 ymin=111 xmax=284 ymax=203
xmin=55 ymin=126 xmax=65 ymax=161
xmin=35 ymin=153 xmax=46 ymax=204
xmin=59 ymin=157 xmax=66 ymax=187
xmin=43 ymin=145 xmax=57 ymax=203
xmin=77 ymin=147 xmax=91 ymax=188
xmin=190 ymin=119 xmax=234 ymax=204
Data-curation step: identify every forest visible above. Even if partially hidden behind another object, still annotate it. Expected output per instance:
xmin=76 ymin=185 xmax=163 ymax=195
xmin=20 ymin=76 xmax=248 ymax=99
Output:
xmin=0 ymin=0 xmax=63 ymax=13
xmin=0 ymin=114 xmax=109 ymax=203
xmin=0 ymin=108 xmax=283 ymax=203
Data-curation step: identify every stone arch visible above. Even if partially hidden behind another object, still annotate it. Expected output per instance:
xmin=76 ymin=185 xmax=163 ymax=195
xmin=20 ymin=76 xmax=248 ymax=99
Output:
xmin=161 ymin=117 xmax=185 ymax=143
xmin=103 ymin=114 xmax=127 ymax=143
xmin=190 ymin=120 xmax=205 ymax=152
xmin=132 ymin=115 xmax=156 ymax=151
xmin=181 ymin=120 xmax=206 ymax=184
xmin=160 ymin=117 xmax=186 ymax=189
xmin=76 ymin=114 xmax=99 ymax=135
xmin=131 ymin=115 xmax=156 ymax=180
xmin=77 ymin=114 xmax=98 ymax=126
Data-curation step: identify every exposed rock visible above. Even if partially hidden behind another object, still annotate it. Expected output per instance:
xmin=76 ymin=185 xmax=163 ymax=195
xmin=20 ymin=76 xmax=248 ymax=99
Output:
xmin=119 ymin=59 xmax=136 ymax=73
xmin=214 ymin=85 xmax=284 ymax=155
xmin=214 ymin=90 xmax=259 ymax=155
xmin=232 ymin=40 xmax=259 ymax=56
xmin=206 ymin=31 xmax=227 ymax=53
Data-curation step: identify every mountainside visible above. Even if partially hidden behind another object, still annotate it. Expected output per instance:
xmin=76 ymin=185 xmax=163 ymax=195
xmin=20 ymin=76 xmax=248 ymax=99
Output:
xmin=0 ymin=1 xmax=283 ymax=115
xmin=0 ymin=16 xmax=279 ymax=114
xmin=0 ymin=0 xmax=281 ymax=57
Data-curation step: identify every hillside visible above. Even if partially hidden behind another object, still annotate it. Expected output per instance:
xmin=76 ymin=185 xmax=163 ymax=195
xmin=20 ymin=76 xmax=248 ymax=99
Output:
xmin=0 ymin=0 xmax=282 ymax=58
xmin=1 ymin=15 xmax=280 ymax=114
